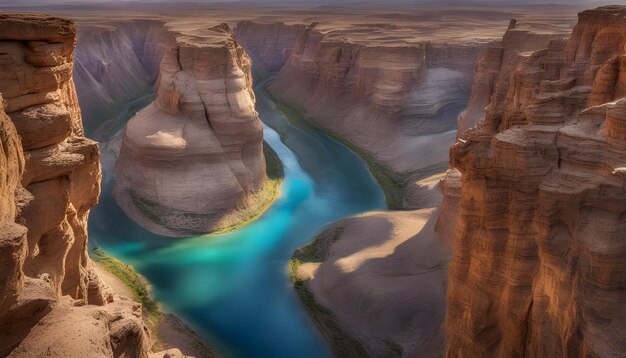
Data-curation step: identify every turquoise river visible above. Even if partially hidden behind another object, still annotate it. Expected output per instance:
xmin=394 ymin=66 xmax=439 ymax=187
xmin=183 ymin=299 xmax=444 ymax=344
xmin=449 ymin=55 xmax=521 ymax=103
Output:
xmin=87 ymin=81 xmax=386 ymax=357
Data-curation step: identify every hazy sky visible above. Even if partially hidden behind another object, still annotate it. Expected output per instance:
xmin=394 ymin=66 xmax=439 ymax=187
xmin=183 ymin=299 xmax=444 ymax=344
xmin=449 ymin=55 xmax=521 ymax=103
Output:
xmin=0 ymin=0 xmax=620 ymax=4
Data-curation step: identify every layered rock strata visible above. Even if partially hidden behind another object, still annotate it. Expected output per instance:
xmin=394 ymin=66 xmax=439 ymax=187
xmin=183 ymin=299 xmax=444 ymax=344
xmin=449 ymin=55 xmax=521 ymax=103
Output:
xmin=234 ymin=21 xmax=302 ymax=79
xmin=440 ymin=6 xmax=626 ymax=356
xmin=0 ymin=14 xmax=159 ymax=357
xmin=114 ymin=23 xmax=267 ymax=237
xmin=73 ymin=20 xmax=171 ymax=135
xmin=265 ymin=23 xmax=482 ymax=175
xmin=456 ymin=20 xmax=567 ymax=137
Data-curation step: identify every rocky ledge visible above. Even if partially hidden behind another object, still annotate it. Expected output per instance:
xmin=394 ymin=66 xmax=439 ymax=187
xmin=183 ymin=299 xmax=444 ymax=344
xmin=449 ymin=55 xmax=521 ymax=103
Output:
xmin=0 ymin=14 xmax=192 ymax=358
xmin=234 ymin=15 xmax=574 ymax=209
xmin=440 ymin=5 xmax=626 ymax=356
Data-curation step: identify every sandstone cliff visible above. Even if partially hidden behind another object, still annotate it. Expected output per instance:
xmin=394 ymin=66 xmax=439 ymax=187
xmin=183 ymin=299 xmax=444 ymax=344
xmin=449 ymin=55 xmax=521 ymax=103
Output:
xmin=114 ymin=23 xmax=268 ymax=237
xmin=234 ymin=21 xmax=302 ymax=79
xmin=440 ymin=6 xmax=626 ymax=356
xmin=0 ymin=14 xmax=157 ymax=357
xmin=74 ymin=21 xmax=171 ymax=135
xmin=266 ymin=23 xmax=482 ymax=175
xmin=234 ymin=21 xmax=487 ymax=211
xmin=456 ymin=20 xmax=566 ymax=137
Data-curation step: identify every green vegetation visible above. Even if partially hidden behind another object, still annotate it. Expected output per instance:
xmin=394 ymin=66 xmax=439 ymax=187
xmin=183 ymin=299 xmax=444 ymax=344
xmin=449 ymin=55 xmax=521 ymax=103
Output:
xmin=292 ymin=226 xmax=343 ymax=263
xmin=91 ymin=247 xmax=160 ymax=323
xmin=91 ymin=248 xmax=217 ymax=357
xmin=264 ymin=140 xmax=284 ymax=181
xmin=383 ymin=340 xmax=404 ymax=357
xmin=289 ymin=258 xmax=369 ymax=358
xmin=130 ymin=141 xmax=284 ymax=236
xmin=208 ymin=142 xmax=283 ymax=235
xmin=288 ymin=227 xmax=370 ymax=358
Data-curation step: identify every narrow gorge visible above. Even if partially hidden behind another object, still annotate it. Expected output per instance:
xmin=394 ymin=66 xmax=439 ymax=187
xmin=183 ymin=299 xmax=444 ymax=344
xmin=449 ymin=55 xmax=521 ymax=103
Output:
xmin=236 ymin=20 xmax=484 ymax=208
xmin=0 ymin=2 xmax=624 ymax=358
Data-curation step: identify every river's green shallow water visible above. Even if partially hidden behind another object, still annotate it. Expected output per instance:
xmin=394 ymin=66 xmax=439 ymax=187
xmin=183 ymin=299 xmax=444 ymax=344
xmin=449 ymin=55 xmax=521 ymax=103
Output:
xmin=87 ymin=82 xmax=385 ymax=357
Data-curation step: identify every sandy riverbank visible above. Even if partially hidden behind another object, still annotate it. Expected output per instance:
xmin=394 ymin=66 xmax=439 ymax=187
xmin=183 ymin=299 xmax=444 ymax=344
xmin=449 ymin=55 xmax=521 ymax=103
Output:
xmin=92 ymin=252 xmax=218 ymax=358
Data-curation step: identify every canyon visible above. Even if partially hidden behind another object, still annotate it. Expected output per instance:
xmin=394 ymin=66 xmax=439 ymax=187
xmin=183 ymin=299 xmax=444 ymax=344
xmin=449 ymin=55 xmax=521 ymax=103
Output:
xmin=0 ymin=2 xmax=624 ymax=358
xmin=234 ymin=10 xmax=575 ymax=209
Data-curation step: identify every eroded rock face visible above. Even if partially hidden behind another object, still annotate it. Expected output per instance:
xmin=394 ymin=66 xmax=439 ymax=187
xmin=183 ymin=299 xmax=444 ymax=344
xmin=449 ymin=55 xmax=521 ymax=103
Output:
xmin=74 ymin=21 xmax=171 ymax=135
xmin=440 ymin=6 xmax=626 ymax=356
xmin=114 ymin=24 xmax=266 ymax=236
xmin=260 ymin=23 xmax=483 ymax=174
xmin=456 ymin=20 xmax=566 ymax=137
xmin=0 ymin=14 xmax=152 ymax=357
xmin=234 ymin=21 xmax=303 ymax=79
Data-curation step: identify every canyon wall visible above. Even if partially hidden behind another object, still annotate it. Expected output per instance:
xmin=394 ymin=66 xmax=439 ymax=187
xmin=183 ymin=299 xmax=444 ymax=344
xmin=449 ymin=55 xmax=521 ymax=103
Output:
xmin=0 ymin=14 xmax=157 ymax=357
xmin=256 ymin=23 xmax=483 ymax=176
xmin=234 ymin=21 xmax=302 ymax=79
xmin=74 ymin=21 xmax=171 ymax=136
xmin=440 ymin=6 xmax=626 ymax=356
xmin=456 ymin=20 xmax=567 ymax=137
xmin=114 ymin=23 xmax=267 ymax=237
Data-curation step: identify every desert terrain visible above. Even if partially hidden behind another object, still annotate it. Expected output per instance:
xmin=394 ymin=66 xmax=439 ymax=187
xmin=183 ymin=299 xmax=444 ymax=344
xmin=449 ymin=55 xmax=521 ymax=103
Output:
xmin=0 ymin=1 xmax=624 ymax=358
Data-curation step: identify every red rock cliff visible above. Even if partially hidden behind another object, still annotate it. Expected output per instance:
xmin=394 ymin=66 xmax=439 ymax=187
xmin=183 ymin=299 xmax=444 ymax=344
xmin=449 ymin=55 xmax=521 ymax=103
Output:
xmin=0 ymin=14 xmax=154 ymax=357
xmin=440 ymin=6 xmax=626 ymax=357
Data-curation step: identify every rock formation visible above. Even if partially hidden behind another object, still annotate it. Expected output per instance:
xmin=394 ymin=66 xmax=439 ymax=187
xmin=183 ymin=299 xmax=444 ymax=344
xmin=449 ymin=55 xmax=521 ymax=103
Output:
xmin=0 ymin=14 xmax=163 ymax=357
xmin=114 ymin=23 xmax=268 ymax=237
xmin=455 ymin=20 xmax=566 ymax=137
xmin=265 ymin=23 xmax=482 ymax=175
xmin=234 ymin=21 xmax=303 ymax=79
xmin=73 ymin=21 xmax=171 ymax=135
xmin=440 ymin=6 xmax=626 ymax=356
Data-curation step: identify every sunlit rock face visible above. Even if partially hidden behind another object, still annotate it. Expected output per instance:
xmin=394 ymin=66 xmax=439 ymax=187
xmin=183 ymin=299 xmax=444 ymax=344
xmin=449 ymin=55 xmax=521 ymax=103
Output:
xmin=236 ymin=21 xmax=483 ymax=176
xmin=456 ymin=20 xmax=566 ymax=137
xmin=0 ymin=14 xmax=152 ymax=357
xmin=297 ymin=191 xmax=451 ymax=357
xmin=439 ymin=6 xmax=626 ymax=356
xmin=114 ymin=24 xmax=266 ymax=237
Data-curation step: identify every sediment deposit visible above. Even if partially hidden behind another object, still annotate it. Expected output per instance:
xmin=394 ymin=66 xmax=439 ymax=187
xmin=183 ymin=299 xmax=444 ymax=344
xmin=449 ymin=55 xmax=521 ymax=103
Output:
xmin=440 ymin=6 xmax=626 ymax=356
xmin=294 ymin=174 xmax=450 ymax=357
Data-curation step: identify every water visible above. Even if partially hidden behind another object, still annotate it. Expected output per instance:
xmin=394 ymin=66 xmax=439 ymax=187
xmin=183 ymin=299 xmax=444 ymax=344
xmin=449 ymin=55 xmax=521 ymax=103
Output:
xmin=87 ymin=82 xmax=386 ymax=357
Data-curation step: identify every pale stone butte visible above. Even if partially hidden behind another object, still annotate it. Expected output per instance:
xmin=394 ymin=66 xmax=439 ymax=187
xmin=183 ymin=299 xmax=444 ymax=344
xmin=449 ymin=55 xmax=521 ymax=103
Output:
xmin=114 ymin=23 xmax=266 ymax=237
xmin=0 ymin=14 xmax=164 ymax=357
xmin=439 ymin=6 xmax=626 ymax=357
